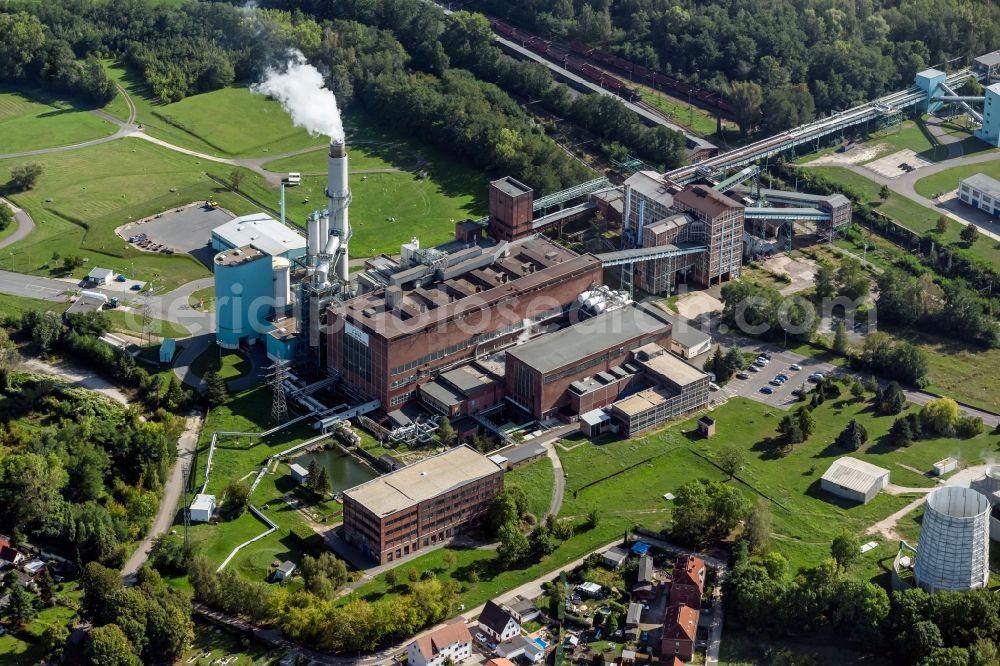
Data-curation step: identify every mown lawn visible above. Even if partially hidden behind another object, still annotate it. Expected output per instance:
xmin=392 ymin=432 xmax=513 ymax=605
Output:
xmin=0 ymin=87 xmax=117 ymax=153
xmin=0 ymin=138 xmax=265 ymax=290
xmin=178 ymin=388 xmax=341 ymax=582
xmin=805 ymin=165 xmax=1000 ymax=267
xmin=104 ymin=63 xmax=327 ymax=158
xmin=505 ymin=456 xmax=555 ymax=521
xmin=914 ymin=157 xmax=1000 ymax=198
xmin=189 ymin=347 xmax=251 ymax=382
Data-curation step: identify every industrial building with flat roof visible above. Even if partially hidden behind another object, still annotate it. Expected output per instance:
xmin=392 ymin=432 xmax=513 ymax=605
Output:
xmin=505 ymin=303 xmax=673 ymax=418
xmin=328 ymin=235 xmax=601 ymax=412
xmin=211 ymin=212 xmax=308 ymax=260
xmin=820 ymin=457 xmax=890 ymax=504
xmin=342 ymin=445 xmax=504 ymax=564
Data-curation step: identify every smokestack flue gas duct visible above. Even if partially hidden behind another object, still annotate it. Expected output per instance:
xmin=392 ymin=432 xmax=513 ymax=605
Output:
xmin=326 ymin=138 xmax=351 ymax=283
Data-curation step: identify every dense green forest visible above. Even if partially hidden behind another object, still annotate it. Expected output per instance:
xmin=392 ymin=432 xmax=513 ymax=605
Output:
xmin=0 ymin=0 xmax=600 ymax=192
xmin=460 ymin=0 xmax=1000 ymax=134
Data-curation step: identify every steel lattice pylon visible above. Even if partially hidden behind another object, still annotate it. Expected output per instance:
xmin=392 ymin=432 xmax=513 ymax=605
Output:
xmin=266 ymin=360 xmax=291 ymax=423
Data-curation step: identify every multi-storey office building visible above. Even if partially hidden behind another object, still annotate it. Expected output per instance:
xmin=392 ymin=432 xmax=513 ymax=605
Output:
xmin=341 ymin=446 xmax=503 ymax=564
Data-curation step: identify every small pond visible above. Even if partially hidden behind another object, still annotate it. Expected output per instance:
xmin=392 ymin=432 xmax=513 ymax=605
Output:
xmin=292 ymin=447 xmax=377 ymax=493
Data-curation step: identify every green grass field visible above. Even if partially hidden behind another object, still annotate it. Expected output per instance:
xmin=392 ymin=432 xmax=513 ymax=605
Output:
xmin=879 ymin=327 xmax=1000 ymax=412
xmin=806 ymin=165 xmax=1000 ymax=267
xmin=914 ymin=158 xmax=1000 ymax=198
xmin=505 ymin=456 xmax=555 ymax=521
xmin=0 ymin=88 xmax=117 ymax=154
xmin=188 ymin=286 xmax=214 ymax=311
xmin=0 ymin=582 xmax=83 ymax=666
xmin=178 ymin=388 xmax=338 ymax=581
xmin=638 ymin=88 xmax=723 ymax=137
xmin=190 ymin=347 xmax=251 ymax=383
xmin=103 ymin=62 xmax=327 ymax=159
xmin=0 ymin=138 xmax=269 ymax=290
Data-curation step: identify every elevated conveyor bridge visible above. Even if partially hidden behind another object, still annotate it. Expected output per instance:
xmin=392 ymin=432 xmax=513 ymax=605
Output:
xmin=666 ymin=70 xmax=975 ymax=184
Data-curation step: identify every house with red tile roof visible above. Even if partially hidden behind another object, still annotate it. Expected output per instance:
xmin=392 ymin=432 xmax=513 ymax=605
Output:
xmin=669 ymin=554 xmax=705 ymax=610
xmin=407 ymin=621 xmax=473 ymax=666
xmin=660 ymin=603 xmax=699 ymax=663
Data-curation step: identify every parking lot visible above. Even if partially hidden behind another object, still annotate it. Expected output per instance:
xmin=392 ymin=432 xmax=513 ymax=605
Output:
xmin=116 ymin=203 xmax=235 ymax=266
xmin=718 ymin=347 xmax=841 ymax=410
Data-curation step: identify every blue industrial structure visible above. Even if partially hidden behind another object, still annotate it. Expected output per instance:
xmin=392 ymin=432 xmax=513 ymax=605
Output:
xmin=214 ymin=246 xmax=277 ymax=350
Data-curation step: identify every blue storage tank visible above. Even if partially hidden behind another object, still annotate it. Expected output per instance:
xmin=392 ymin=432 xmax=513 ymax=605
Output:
xmin=214 ymin=246 xmax=275 ymax=349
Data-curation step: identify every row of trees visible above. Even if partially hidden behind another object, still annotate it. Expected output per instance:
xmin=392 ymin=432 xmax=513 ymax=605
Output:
xmin=875 ymin=266 xmax=999 ymax=349
xmin=460 ymin=0 xmax=1000 ymax=133
xmin=188 ymin=553 xmax=457 ymax=653
xmin=80 ymin=564 xmax=194 ymax=666
xmin=729 ymin=540 xmax=1000 ymax=666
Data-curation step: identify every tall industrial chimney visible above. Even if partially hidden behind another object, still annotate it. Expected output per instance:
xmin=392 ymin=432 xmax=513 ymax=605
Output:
xmin=327 ymin=138 xmax=351 ymax=282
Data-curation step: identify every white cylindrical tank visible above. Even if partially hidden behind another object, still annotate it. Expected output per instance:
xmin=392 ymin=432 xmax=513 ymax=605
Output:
xmin=914 ymin=486 xmax=990 ymax=593
xmin=272 ymin=257 xmax=291 ymax=311
xmin=318 ymin=211 xmax=330 ymax=247
xmin=307 ymin=215 xmax=321 ymax=260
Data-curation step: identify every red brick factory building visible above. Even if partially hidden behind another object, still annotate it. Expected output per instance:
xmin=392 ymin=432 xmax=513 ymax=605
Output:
xmin=342 ymin=445 xmax=504 ymax=564
xmin=327 ymin=234 xmax=601 ymax=411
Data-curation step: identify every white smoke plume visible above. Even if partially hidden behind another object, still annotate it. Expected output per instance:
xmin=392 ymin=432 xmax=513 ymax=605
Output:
xmin=252 ymin=49 xmax=344 ymax=142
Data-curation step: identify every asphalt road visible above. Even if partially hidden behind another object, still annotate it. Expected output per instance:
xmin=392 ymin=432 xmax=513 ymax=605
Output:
xmin=0 ymin=268 xmax=73 ymax=301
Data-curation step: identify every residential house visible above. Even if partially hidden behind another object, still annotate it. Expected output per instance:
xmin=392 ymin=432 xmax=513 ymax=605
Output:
xmin=486 ymin=659 xmax=517 ymax=666
xmin=669 ymin=555 xmax=705 ymax=610
xmin=478 ymin=600 xmax=521 ymax=643
xmin=625 ymin=602 xmax=644 ymax=640
xmin=0 ymin=540 xmax=23 ymax=568
xmin=407 ymin=621 xmax=473 ymax=666
xmin=495 ymin=635 xmax=545 ymax=663
xmin=661 ymin=604 xmax=699 ymax=663
xmin=505 ymin=596 xmax=541 ymax=624
xmin=603 ymin=546 xmax=629 ymax=569
xmin=633 ymin=554 xmax=656 ymax=601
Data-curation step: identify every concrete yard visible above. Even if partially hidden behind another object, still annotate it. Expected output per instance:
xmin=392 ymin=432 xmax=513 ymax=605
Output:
xmin=116 ymin=203 xmax=236 ymax=266
xmin=760 ymin=254 xmax=817 ymax=295
xmin=865 ymin=148 xmax=934 ymax=179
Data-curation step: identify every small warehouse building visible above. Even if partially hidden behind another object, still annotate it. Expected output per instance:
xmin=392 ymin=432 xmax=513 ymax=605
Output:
xmin=289 ymin=463 xmax=310 ymax=485
xmin=65 ymin=292 xmax=107 ymax=318
xmin=87 ymin=267 xmax=114 ymax=286
xmin=821 ymin=457 xmax=890 ymax=504
xmin=189 ymin=494 xmax=216 ymax=522
xmin=579 ymin=409 xmax=612 ymax=437
xmin=664 ymin=315 xmax=712 ymax=359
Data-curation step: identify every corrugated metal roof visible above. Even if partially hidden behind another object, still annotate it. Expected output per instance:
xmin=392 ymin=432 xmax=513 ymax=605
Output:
xmin=821 ymin=457 xmax=889 ymax=493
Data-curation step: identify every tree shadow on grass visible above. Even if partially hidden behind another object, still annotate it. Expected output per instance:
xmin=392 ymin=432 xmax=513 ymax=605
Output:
xmin=750 ymin=435 xmax=787 ymax=461
xmin=865 ymin=434 xmax=904 ymax=456
xmin=813 ymin=440 xmax=849 ymax=458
